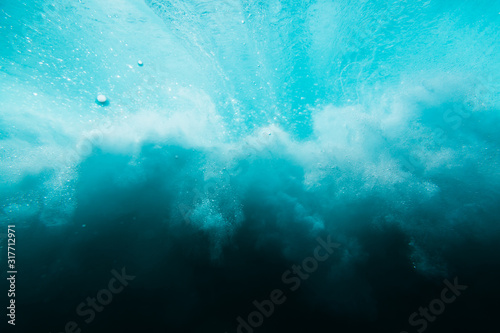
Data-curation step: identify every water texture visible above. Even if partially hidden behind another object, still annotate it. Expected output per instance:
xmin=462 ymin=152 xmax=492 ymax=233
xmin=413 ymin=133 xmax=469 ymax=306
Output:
xmin=0 ymin=0 xmax=499 ymax=332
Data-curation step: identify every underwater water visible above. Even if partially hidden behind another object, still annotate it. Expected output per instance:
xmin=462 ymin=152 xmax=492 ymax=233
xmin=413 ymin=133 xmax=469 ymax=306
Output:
xmin=0 ymin=0 xmax=499 ymax=332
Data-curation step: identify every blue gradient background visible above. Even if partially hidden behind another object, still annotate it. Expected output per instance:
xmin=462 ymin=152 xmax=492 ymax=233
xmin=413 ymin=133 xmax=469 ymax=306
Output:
xmin=0 ymin=0 xmax=499 ymax=332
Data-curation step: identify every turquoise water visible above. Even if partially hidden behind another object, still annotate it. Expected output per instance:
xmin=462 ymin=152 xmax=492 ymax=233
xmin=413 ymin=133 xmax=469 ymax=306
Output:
xmin=0 ymin=0 xmax=499 ymax=332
